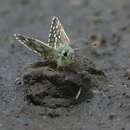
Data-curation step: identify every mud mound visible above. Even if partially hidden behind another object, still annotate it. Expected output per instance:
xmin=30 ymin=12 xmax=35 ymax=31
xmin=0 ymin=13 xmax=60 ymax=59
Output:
xmin=22 ymin=55 xmax=106 ymax=109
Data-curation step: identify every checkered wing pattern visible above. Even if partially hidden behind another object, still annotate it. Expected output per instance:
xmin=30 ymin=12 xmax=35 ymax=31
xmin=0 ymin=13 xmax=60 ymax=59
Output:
xmin=48 ymin=16 xmax=70 ymax=48
xmin=14 ymin=34 xmax=52 ymax=59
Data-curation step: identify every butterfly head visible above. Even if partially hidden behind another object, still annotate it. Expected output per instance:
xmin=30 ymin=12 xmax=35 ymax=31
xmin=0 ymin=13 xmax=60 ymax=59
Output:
xmin=54 ymin=44 xmax=75 ymax=67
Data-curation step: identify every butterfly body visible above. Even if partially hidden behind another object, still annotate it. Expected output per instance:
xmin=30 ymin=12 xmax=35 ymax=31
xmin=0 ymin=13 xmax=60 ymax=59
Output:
xmin=14 ymin=16 xmax=75 ymax=67
xmin=54 ymin=44 xmax=74 ymax=67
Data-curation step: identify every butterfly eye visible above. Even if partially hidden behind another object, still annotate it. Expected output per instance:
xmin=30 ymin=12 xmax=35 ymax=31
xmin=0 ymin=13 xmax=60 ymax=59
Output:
xmin=63 ymin=52 xmax=68 ymax=57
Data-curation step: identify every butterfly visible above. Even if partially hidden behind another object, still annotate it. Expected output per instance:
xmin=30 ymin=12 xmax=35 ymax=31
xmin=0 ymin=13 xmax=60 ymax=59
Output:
xmin=14 ymin=16 xmax=75 ymax=67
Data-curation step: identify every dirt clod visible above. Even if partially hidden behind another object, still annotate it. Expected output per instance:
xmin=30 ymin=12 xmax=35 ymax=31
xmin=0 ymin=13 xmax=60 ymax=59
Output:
xmin=22 ymin=54 xmax=106 ymax=109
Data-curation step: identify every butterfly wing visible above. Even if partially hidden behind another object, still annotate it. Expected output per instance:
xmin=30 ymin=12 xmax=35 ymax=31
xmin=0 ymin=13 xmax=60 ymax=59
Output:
xmin=48 ymin=16 xmax=70 ymax=48
xmin=14 ymin=34 xmax=52 ymax=59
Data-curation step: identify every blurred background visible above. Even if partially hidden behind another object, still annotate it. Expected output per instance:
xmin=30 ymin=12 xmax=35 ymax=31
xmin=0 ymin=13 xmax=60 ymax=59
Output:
xmin=0 ymin=0 xmax=130 ymax=130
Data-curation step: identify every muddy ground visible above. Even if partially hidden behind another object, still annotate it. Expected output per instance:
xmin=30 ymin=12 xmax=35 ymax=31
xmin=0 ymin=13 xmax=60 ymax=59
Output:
xmin=0 ymin=0 xmax=130 ymax=130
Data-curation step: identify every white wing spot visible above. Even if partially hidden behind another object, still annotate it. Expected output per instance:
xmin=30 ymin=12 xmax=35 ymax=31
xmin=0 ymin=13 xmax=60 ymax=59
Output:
xmin=52 ymin=16 xmax=56 ymax=21
xmin=56 ymin=25 xmax=58 ymax=29
xmin=50 ymin=24 xmax=53 ymax=29
xmin=54 ymin=34 xmax=56 ymax=38
xmin=53 ymin=26 xmax=56 ymax=30
xmin=58 ymin=35 xmax=61 ymax=39
xmin=48 ymin=33 xmax=51 ymax=38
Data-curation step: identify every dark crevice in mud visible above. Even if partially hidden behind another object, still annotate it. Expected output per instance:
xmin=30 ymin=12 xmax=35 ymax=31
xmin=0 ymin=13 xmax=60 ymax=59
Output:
xmin=22 ymin=54 xmax=107 ymax=109
xmin=87 ymin=67 xmax=106 ymax=75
